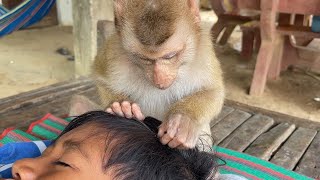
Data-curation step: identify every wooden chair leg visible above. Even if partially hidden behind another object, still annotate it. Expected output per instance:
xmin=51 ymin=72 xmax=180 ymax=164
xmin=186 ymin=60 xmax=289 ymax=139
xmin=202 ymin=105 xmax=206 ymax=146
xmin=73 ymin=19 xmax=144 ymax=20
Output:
xmin=241 ymin=30 xmax=255 ymax=59
xmin=268 ymin=35 xmax=285 ymax=80
xmin=219 ymin=24 xmax=236 ymax=45
xmin=249 ymin=0 xmax=278 ymax=96
xmin=249 ymin=41 xmax=275 ymax=96
xmin=211 ymin=19 xmax=226 ymax=43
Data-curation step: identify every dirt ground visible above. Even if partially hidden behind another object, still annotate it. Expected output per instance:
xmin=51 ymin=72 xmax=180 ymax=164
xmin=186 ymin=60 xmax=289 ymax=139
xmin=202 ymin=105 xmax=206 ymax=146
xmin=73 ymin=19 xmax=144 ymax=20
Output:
xmin=0 ymin=10 xmax=319 ymax=122
xmin=0 ymin=26 xmax=75 ymax=98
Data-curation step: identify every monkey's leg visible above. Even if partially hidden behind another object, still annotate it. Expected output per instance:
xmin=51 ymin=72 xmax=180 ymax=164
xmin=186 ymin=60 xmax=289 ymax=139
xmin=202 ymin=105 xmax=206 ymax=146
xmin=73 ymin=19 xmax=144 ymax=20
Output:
xmin=96 ymin=84 xmax=128 ymax=109
xmin=69 ymin=95 xmax=102 ymax=116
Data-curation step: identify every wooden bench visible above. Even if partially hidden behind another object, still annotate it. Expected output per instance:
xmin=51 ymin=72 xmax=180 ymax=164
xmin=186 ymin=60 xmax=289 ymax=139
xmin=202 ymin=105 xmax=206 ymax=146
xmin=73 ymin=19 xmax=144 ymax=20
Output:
xmin=0 ymin=77 xmax=319 ymax=178
xmin=236 ymin=0 xmax=320 ymax=96
xmin=210 ymin=0 xmax=260 ymax=59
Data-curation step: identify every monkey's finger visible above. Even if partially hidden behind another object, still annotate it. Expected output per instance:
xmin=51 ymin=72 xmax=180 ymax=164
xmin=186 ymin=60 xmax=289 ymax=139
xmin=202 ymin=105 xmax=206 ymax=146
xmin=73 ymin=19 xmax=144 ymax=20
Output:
xmin=168 ymin=137 xmax=184 ymax=149
xmin=160 ymin=133 xmax=174 ymax=145
xmin=111 ymin=102 xmax=125 ymax=117
xmin=158 ymin=125 xmax=167 ymax=137
xmin=166 ymin=119 xmax=180 ymax=139
xmin=121 ymin=101 xmax=133 ymax=119
xmin=106 ymin=108 xmax=115 ymax=115
xmin=132 ymin=103 xmax=145 ymax=121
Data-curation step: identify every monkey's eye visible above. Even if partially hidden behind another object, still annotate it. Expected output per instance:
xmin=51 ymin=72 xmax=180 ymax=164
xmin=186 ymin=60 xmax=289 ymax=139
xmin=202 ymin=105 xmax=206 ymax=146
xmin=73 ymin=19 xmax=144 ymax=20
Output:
xmin=162 ymin=52 xmax=177 ymax=60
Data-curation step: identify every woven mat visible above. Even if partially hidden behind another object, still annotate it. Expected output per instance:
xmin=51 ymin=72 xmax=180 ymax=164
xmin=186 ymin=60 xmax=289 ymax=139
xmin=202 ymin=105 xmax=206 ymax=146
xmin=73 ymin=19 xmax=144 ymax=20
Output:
xmin=0 ymin=114 xmax=313 ymax=180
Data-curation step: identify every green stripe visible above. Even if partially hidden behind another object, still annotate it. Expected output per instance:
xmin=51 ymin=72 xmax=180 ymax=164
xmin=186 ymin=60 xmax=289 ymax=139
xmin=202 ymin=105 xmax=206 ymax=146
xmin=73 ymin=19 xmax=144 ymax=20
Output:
xmin=64 ymin=117 xmax=73 ymax=122
xmin=215 ymin=147 xmax=312 ymax=180
xmin=43 ymin=120 xmax=65 ymax=131
xmin=14 ymin=130 xmax=40 ymax=141
xmin=0 ymin=136 xmax=16 ymax=145
xmin=32 ymin=126 xmax=59 ymax=140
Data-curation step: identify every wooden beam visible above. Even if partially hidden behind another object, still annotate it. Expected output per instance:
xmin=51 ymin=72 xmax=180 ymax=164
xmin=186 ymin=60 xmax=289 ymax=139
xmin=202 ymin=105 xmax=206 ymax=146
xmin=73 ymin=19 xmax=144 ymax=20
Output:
xmin=72 ymin=0 xmax=114 ymax=77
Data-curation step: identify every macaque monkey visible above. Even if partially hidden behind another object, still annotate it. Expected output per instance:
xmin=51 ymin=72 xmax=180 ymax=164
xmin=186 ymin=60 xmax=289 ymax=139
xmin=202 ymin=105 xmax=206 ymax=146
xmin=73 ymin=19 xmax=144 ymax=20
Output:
xmin=91 ymin=0 xmax=225 ymax=149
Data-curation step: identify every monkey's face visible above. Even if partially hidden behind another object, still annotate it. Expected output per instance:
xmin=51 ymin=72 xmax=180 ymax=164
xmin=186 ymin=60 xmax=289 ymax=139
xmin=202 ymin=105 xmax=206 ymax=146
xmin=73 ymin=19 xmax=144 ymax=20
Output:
xmin=123 ymin=20 xmax=199 ymax=90
xmin=114 ymin=0 xmax=201 ymax=90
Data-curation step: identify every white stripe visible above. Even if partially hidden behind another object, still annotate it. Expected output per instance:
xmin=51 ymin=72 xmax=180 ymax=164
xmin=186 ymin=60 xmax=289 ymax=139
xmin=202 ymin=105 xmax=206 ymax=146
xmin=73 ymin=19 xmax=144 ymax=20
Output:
xmin=33 ymin=141 xmax=48 ymax=153
xmin=0 ymin=163 xmax=13 ymax=172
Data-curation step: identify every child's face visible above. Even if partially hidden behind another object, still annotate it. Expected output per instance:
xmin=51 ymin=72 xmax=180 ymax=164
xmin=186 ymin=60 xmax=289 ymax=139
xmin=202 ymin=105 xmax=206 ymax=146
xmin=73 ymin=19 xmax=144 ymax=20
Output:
xmin=11 ymin=123 xmax=114 ymax=180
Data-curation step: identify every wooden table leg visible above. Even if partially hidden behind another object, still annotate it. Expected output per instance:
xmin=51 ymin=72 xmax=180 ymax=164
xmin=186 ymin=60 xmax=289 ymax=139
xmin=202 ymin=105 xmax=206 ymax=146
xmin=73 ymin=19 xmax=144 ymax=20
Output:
xmin=241 ymin=28 xmax=255 ymax=59
xmin=267 ymin=34 xmax=285 ymax=80
xmin=219 ymin=24 xmax=237 ymax=45
xmin=249 ymin=0 xmax=278 ymax=96
xmin=211 ymin=18 xmax=227 ymax=43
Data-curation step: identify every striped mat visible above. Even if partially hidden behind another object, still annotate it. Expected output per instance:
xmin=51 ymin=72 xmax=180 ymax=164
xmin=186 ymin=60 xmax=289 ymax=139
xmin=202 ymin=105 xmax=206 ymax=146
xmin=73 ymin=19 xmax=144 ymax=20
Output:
xmin=0 ymin=114 xmax=313 ymax=180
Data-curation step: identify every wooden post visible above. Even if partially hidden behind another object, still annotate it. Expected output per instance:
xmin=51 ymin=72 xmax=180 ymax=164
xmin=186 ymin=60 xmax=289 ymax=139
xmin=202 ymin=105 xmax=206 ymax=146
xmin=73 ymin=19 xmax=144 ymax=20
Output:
xmin=249 ymin=0 xmax=278 ymax=95
xmin=72 ymin=0 xmax=114 ymax=77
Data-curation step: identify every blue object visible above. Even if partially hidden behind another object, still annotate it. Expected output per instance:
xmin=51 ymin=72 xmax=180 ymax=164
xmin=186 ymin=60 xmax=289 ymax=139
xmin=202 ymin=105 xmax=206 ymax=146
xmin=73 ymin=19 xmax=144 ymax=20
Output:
xmin=0 ymin=0 xmax=56 ymax=38
xmin=0 ymin=141 xmax=53 ymax=178
xmin=311 ymin=16 xmax=320 ymax=33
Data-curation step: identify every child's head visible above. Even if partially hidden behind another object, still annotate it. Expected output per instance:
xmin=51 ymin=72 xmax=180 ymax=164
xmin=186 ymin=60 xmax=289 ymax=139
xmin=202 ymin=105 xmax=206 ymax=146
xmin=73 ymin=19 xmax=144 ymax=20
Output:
xmin=12 ymin=111 xmax=219 ymax=180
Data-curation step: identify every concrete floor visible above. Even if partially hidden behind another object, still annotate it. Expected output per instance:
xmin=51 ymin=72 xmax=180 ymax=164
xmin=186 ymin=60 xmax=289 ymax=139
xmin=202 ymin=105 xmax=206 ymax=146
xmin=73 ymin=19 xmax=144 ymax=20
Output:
xmin=0 ymin=10 xmax=319 ymax=122
xmin=0 ymin=26 xmax=75 ymax=98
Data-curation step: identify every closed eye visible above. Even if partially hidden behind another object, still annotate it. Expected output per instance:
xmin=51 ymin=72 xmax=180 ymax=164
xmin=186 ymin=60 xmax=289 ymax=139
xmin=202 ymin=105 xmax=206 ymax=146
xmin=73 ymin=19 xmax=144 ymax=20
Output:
xmin=54 ymin=161 xmax=71 ymax=167
xmin=162 ymin=52 xmax=177 ymax=60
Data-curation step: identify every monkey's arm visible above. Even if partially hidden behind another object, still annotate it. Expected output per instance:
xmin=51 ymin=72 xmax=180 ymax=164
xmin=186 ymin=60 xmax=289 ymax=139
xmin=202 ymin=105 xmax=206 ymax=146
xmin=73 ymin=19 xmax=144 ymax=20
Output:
xmin=96 ymin=82 xmax=128 ymax=109
xmin=168 ymin=86 xmax=225 ymax=125
xmin=159 ymin=77 xmax=225 ymax=149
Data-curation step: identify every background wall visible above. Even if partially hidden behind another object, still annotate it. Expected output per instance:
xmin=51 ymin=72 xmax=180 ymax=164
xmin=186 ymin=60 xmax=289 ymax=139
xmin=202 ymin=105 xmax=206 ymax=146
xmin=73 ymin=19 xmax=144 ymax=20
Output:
xmin=57 ymin=0 xmax=73 ymax=26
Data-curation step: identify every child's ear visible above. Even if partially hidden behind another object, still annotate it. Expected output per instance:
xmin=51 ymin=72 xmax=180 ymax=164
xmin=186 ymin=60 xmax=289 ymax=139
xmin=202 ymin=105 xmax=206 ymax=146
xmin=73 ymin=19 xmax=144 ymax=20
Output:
xmin=69 ymin=95 xmax=102 ymax=116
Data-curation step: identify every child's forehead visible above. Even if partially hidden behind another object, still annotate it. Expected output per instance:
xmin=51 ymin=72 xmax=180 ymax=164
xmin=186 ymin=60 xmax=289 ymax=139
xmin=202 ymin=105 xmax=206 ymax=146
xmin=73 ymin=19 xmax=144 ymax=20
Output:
xmin=58 ymin=122 xmax=108 ymax=144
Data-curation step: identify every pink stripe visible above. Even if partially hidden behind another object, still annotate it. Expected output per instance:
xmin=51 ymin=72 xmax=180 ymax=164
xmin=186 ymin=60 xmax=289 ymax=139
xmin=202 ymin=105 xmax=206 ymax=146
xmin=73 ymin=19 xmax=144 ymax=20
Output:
xmin=217 ymin=152 xmax=295 ymax=180
xmin=39 ymin=124 xmax=62 ymax=134
xmin=1 ymin=1 xmax=37 ymax=30
xmin=49 ymin=115 xmax=69 ymax=126
xmin=9 ymin=131 xmax=32 ymax=142
xmin=14 ymin=1 xmax=46 ymax=31
xmin=221 ymin=166 xmax=261 ymax=180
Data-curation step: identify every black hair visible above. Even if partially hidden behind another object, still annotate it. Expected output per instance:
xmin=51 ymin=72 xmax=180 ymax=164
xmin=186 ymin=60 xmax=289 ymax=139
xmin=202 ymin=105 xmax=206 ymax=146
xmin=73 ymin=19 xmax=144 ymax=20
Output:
xmin=57 ymin=111 xmax=221 ymax=180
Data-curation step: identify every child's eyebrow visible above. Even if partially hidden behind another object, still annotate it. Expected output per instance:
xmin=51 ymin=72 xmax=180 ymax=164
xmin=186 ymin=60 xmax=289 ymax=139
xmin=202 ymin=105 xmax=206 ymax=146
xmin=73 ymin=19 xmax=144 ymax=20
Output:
xmin=63 ymin=140 xmax=90 ymax=161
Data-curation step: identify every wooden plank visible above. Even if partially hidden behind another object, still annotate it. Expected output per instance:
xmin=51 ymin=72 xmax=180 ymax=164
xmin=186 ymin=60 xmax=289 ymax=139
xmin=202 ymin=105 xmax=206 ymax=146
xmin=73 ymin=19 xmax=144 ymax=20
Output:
xmin=224 ymin=99 xmax=320 ymax=130
xmin=0 ymin=77 xmax=92 ymax=107
xmin=219 ymin=114 xmax=274 ymax=152
xmin=295 ymin=132 xmax=320 ymax=178
xmin=244 ymin=123 xmax=296 ymax=160
xmin=0 ymin=78 xmax=94 ymax=113
xmin=210 ymin=106 xmax=235 ymax=127
xmin=0 ymin=87 xmax=99 ymax=130
xmin=211 ymin=110 xmax=251 ymax=145
xmin=277 ymin=25 xmax=320 ymax=38
xmin=270 ymin=128 xmax=317 ymax=170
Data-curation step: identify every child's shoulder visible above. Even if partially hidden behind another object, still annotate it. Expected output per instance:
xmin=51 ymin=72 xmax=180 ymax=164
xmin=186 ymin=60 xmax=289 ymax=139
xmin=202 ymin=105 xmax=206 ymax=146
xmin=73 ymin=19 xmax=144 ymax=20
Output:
xmin=0 ymin=141 xmax=53 ymax=179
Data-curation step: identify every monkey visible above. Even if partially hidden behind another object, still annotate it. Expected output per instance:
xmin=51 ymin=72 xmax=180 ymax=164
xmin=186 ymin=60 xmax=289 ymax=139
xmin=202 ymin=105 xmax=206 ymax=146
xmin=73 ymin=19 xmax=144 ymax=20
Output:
xmin=91 ymin=0 xmax=225 ymax=149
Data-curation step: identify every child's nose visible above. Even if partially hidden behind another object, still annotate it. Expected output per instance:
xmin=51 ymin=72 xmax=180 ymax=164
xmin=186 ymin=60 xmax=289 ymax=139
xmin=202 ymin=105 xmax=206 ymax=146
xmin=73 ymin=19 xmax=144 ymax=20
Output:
xmin=12 ymin=159 xmax=37 ymax=180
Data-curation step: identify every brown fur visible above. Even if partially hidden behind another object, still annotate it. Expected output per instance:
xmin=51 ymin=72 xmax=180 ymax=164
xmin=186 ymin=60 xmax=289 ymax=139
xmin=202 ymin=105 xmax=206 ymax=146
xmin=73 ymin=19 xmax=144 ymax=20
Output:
xmin=92 ymin=0 xmax=224 ymax=148
xmin=115 ymin=0 xmax=195 ymax=46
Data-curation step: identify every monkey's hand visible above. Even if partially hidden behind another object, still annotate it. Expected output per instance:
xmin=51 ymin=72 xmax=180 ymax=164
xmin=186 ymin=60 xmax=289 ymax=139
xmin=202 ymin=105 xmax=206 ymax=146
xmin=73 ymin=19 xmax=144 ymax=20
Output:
xmin=106 ymin=101 xmax=145 ymax=121
xmin=158 ymin=114 xmax=202 ymax=149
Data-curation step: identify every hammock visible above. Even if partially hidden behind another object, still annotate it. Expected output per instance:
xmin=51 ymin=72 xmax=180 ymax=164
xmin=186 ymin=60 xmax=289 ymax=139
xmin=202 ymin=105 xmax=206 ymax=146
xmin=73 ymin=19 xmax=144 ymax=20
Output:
xmin=0 ymin=0 xmax=56 ymax=38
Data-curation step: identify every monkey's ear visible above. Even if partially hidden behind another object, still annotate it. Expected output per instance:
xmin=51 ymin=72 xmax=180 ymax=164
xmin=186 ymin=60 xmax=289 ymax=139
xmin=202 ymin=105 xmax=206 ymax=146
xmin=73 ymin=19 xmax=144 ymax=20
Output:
xmin=188 ymin=0 xmax=201 ymax=23
xmin=69 ymin=95 xmax=102 ymax=116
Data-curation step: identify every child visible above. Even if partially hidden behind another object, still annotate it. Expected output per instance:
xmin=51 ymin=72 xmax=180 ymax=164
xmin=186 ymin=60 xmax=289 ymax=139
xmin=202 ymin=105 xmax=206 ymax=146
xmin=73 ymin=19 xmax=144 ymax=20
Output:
xmin=0 ymin=102 xmax=246 ymax=180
